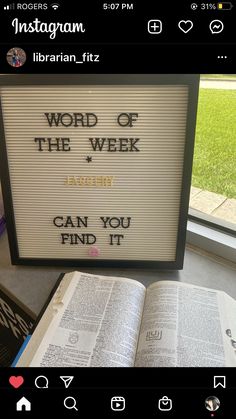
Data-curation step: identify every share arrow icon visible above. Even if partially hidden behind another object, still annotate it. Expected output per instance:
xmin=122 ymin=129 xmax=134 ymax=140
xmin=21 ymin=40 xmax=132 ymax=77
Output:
xmin=60 ymin=376 xmax=74 ymax=388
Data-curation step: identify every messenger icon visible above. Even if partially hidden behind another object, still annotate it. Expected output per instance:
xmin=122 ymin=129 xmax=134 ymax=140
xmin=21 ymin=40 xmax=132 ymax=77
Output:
xmin=209 ymin=20 xmax=224 ymax=34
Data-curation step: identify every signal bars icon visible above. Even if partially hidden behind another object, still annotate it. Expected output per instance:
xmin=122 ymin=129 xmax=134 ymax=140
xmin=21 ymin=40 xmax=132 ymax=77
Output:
xmin=4 ymin=4 xmax=15 ymax=10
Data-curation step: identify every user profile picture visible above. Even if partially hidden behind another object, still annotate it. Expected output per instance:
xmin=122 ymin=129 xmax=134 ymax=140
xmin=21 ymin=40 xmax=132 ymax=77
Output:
xmin=205 ymin=396 xmax=220 ymax=412
xmin=6 ymin=47 xmax=26 ymax=68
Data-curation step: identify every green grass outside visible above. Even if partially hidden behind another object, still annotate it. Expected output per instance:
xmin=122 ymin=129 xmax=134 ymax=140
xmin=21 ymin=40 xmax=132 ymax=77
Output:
xmin=192 ymin=88 xmax=236 ymax=199
xmin=201 ymin=74 xmax=236 ymax=80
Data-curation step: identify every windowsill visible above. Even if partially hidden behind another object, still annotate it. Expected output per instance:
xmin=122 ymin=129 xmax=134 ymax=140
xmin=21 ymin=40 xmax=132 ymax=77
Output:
xmin=187 ymin=216 xmax=236 ymax=264
xmin=190 ymin=186 xmax=236 ymax=229
xmin=0 ymin=229 xmax=236 ymax=316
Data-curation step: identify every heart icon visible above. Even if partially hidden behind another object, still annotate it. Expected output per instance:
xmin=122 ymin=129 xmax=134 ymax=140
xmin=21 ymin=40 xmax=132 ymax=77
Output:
xmin=178 ymin=20 xmax=193 ymax=34
xmin=9 ymin=376 xmax=24 ymax=389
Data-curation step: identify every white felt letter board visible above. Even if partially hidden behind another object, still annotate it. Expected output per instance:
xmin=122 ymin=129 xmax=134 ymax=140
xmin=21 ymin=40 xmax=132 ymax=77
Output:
xmin=0 ymin=75 xmax=199 ymax=268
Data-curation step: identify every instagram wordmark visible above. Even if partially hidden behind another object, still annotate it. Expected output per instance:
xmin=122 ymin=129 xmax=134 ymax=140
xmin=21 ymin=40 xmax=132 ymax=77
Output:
xmin=12 ymin=18 xmax=85 ymax=39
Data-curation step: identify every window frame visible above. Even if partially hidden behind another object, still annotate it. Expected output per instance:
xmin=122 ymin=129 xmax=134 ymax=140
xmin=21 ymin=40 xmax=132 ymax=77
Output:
xmin=187 ymin=209 xmax=236 ymax=264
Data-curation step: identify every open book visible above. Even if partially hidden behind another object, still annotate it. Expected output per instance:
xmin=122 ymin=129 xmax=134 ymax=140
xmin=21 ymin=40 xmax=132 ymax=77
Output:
xmin=16 ymin=271 xmax=236 ymax=367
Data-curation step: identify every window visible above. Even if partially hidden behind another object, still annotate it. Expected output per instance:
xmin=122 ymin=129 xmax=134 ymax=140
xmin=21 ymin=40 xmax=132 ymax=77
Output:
xmin=190 ymin=74 xmax=236 ymax=233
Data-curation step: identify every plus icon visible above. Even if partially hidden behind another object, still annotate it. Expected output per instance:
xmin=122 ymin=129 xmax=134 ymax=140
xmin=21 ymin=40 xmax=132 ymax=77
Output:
xmin=148 ymin=20 xmax=162 ymax=34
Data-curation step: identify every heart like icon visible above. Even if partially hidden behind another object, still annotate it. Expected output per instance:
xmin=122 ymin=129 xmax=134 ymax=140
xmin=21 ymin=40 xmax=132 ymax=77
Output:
xmin=9 ymin=376 xmax=24 ymax=389
xmin=178 ymin=20 xmax=193 ymax=34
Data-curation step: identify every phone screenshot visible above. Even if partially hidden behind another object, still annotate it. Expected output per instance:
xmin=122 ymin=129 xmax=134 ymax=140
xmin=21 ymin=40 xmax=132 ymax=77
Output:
xmin=0 ymin=1 xmax=235 ymax=417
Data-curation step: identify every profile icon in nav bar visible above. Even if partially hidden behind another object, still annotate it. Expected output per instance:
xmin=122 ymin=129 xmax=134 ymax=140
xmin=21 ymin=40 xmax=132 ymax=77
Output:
xmin=205 ymin=396 xmax=220 ymax=412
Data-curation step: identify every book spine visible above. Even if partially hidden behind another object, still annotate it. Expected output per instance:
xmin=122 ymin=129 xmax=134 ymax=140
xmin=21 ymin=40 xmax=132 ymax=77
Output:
xmin=11 ymin=335 xmax=31 ymax=367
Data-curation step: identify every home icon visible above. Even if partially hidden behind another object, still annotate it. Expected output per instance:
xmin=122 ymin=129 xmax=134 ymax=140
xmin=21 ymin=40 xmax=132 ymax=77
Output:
xmin=16 ymin=396 xmax=31 ymax=411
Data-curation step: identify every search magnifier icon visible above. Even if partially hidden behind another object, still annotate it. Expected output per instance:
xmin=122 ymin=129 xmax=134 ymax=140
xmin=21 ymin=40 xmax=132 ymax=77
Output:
xmin=64 ymin=397 xmax=78 ymax=411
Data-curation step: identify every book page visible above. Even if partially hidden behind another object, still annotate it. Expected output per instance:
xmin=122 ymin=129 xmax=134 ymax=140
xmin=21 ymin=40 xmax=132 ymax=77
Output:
xmin=29 ymin=272 xmax=145 ymax=367
xmin=218 ymin=292 xmax=236 ymax=366
xmin=135 ymin=281 xmax=178 ymax=366
xmin=135 ymin=281 xmax=236 ymax=367
xmin=175 ymin=285 xmax=235 ymax=366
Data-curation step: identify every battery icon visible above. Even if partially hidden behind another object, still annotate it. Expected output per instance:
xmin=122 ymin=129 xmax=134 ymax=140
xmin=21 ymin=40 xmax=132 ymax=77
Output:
xmin=217 ymin=2 xmax=233 ymax=9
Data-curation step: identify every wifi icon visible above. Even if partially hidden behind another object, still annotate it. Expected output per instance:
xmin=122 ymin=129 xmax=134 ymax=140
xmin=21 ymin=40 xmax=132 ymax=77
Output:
xmin=51 ymin=3 xmax=60 ymax=10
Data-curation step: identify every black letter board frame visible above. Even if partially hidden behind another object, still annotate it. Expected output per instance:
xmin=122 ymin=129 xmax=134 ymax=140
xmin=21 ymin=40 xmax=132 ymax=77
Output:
xmin=0 ymin=74 xmax=199 ymax=269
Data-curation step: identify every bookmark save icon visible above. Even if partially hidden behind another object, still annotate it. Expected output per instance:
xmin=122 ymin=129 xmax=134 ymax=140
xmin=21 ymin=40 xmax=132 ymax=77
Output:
xmin=60 ymin=376 xmax=74 ymax=388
